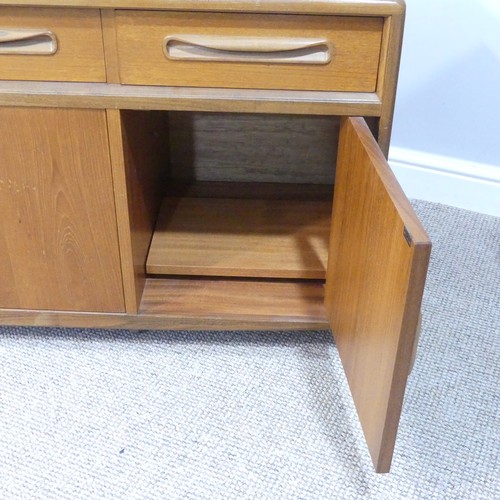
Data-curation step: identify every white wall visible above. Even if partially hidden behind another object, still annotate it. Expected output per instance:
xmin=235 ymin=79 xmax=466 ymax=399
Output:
xmin=389 ymin=0 xmax=500 ymax=216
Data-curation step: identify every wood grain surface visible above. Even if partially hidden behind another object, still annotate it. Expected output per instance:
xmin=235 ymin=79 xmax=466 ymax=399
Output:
xmin=376 ymin=11 xmax=405 ymax=155
xmin=0 ymin=0 xmax=405 ymax=16
xmin=0 ymin=278 xmax=329 ymax=331
xmin=115 ymin=11 xmax=383 ymax=92
xmin=107 ymin=109 xmax=170 ymax=313
xmin=325 ymin=117 xmax=430 ymax=472
xmin=140 ymin=278 xmax=328 ymax=324
xmin=0 ymin=107 xmax=125 ymax=312
xmin=0 ymin=80 xmax=382 ymax=116
xmin=147 ymin=197 xmax=331 ymax=279
xmin=0 ymin=7 xmax=106 ymax=82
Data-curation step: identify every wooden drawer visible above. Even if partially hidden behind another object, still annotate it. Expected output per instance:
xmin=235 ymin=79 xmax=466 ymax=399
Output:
xmin=115 ymin=11 xmax=384 ymax=92
xmin=0 ymin=8 xmax=106 ymax=82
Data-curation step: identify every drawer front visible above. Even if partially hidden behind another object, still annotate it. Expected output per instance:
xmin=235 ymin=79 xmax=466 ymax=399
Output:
xmin=115 ymin=11 xmax=383 ymax=92
xmin=0 ymin=8 xmax=106 ymax=82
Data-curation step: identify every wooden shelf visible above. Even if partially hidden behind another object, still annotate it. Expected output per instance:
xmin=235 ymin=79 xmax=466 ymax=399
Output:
xmin=146 ymin=196 xmax=331 ymax=279
xmin=139 ymin=277 xmax=328 ymax=328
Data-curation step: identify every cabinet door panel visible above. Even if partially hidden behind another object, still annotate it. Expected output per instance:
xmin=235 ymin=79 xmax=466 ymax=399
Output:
xmin=325 ymin=117 xmax=431 ymax=472
xmin=0 ymin=108 xmax=125 ymax=313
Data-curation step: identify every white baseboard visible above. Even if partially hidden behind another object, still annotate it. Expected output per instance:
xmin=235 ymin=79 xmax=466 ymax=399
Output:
xmin=389 ymin=147 xmax=500 ymax=217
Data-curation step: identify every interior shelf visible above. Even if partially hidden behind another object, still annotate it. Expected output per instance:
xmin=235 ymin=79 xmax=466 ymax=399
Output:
xmin=146 ymin=196 xmax=332 ymax=279
xmin=139 ymin=277 xmax=328 ymax=329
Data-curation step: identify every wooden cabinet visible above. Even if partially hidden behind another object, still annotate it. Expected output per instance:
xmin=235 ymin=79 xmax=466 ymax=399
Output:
xmin=0 ymin=0 xmax=430 ymax=472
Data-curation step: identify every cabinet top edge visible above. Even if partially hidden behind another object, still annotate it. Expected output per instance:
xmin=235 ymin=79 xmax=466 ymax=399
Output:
xmin=0 ymin=0 xmax=405 ymax=15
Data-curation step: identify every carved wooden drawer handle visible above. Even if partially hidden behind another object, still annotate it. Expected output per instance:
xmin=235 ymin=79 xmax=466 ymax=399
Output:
xmin=0 ymin=29 xmax=57 ymax=55
xmin=164 ymin=35 xmax=331 ymax=64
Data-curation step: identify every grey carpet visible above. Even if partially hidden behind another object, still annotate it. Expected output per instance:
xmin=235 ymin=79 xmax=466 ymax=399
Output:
xmin=0 ymin=200 xmax=499 ymax=499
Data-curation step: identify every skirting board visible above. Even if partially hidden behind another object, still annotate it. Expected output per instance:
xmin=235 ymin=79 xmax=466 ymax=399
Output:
xmin=389 ymin=147 xmax=500 ymax=217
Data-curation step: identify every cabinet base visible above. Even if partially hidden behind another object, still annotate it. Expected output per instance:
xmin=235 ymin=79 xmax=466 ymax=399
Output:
xmin=0 ymin=278 xmax=329 ymax=331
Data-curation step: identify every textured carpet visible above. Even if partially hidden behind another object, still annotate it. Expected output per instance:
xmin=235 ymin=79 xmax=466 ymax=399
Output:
xmin=0 ymin=200 xmax=499 ymax=499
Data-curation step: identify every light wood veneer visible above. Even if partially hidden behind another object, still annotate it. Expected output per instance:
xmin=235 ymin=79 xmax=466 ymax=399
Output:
xmin=115 ymin=11 xmax=383 ymax=92
xmin=0 ymin=0 xmax=405 ymax=16
xmin=0 ymin=107 xmax=125 ymax=312
xmin=0 ymin=7 xmax=106 ymax=82
xmin=147 ymin=197 xmax=331 ymax=279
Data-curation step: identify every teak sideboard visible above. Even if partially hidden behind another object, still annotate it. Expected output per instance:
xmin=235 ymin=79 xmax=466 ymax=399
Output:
xmin=0 ymin=0 xmax=430 ymax=472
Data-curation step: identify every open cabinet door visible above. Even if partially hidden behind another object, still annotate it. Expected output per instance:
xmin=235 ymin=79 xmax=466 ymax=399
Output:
xmin=325 ymin=117 xmax=431 ymax=472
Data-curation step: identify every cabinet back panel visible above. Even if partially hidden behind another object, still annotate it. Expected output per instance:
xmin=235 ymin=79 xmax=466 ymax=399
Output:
xmin=168 ymin=112 xmax=339 ymax=184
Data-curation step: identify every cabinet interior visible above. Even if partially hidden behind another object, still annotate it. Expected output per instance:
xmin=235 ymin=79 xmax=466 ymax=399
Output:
xmin=118 ymin=110 xmax=377 ymax=318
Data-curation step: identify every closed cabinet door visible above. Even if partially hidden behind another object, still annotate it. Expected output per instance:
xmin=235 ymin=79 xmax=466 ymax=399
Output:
xmin=0 ymin=107 xmax=125 ymax=313
xmin=326 ymin=118 xmax=431 ymax=472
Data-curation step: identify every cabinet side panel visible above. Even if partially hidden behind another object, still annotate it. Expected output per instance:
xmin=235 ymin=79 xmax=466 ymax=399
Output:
xmin=107 ymin=109 xmax=170 ymax=312
xmin=0 ymin=107 xmax=125 ymax=313
xmin=376 ymin=12 xmax=405 ymax=155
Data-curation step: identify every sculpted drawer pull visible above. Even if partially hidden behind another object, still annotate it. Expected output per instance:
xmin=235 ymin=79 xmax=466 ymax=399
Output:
xmin=0 ymin=28 xmax=57 ymax=55
xmin=164 ymin=35 xmax=331 ymax=65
